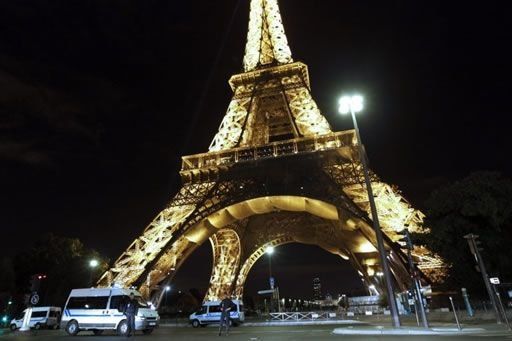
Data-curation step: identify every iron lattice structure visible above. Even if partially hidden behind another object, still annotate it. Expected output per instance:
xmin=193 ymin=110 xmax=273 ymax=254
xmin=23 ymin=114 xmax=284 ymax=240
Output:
xmin=98 ymin=0 xmax=445 ymax=305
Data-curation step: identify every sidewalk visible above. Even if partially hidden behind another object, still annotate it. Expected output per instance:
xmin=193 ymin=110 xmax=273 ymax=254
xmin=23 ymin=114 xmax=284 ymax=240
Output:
xmin=332 ymin=325 xmax=487 ymax=336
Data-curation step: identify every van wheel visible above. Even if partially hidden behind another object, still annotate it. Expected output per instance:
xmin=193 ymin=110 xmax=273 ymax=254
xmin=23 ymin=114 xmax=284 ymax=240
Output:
xmin=142 ymin=329 xmax=154 ymax=335
xmin=34 ymin=323 xmax=41 ymax=330
xmin=117 ymin=320 xmax=129 ymax=336
xmin=191 ymin=319 xmax=201 ymax=328
xmin=10 ymin=324 xmax=17 ymax=331
xmin=93 ymin=329 xmax=103 ymax=335
xmin=66 ymin=320 xmax=80 ymax=336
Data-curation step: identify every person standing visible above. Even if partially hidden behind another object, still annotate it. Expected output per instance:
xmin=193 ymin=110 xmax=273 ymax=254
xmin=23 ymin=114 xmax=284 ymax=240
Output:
xmin=218 ymin=295 xmax=235 ymax=336
xmin=123 ymin=293 xmax=139 ymax=337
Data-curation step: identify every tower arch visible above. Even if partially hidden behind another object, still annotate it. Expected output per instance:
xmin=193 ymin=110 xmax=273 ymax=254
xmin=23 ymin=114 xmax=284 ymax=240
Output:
xmin=133 ymin=195 xmax=412 ymax=304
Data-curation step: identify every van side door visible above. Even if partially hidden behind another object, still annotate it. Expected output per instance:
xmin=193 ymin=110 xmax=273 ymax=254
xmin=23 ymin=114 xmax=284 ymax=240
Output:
xmin=108 ymin=294 xmax=129 ymax=323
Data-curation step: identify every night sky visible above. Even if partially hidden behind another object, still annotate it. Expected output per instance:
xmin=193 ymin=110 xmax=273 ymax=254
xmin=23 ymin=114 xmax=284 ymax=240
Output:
xmin=1 ymin=1 xmax=511 ymax=299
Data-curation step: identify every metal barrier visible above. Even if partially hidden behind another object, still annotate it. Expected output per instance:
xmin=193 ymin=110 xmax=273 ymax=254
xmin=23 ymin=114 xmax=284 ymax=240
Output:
xmin=269 ymin=312 xmax=337 ymax=321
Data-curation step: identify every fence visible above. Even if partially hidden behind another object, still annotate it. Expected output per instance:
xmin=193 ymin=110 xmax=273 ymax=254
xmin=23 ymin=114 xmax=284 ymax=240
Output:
xmin=269 ymin=311 xmax=338 ymax=321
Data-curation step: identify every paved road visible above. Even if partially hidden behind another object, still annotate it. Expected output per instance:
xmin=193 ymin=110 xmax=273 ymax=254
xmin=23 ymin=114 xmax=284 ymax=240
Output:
xmin=1 ymin=325 xmax=511 ymax=340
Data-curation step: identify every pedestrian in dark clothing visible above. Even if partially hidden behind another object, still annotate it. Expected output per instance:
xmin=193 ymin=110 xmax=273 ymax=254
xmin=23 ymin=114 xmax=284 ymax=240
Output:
xmin=123 ymin=293 xmax=139 ymax=337
xmin=218 ymin=296 xmax=235 ymax=336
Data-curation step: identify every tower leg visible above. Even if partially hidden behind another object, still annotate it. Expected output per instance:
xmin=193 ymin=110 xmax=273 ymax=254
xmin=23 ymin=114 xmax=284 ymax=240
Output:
xmin=205 ymin=229 xmax=242 ymax=301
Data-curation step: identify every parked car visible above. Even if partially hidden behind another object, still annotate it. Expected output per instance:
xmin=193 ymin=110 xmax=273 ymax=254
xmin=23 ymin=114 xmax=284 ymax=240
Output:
xmin=60 ymin=287 xmax=159 ymax=336
xmin=189 ymin=300 xmax=244 ymax=328
xmin=10 ymin=306 xmax=61 ymax=331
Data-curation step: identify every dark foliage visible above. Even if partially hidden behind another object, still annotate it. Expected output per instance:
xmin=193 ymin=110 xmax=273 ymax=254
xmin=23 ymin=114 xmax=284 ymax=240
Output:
xmin=413 ymin=172 xmax=512 ymax=296
xmin=9 ymin=234 xmax=108 ymax=311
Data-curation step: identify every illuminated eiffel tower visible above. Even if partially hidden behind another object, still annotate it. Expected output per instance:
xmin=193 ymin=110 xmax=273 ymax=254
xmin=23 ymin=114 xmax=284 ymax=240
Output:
xmin=98 ymin=0 xmax=444 ymax=305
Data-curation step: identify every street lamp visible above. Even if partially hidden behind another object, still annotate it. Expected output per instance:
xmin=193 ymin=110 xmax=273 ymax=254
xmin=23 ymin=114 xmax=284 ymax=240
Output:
xmin=265 ymin=246 xmax=274 ymax=285
xmin=338 ymin=94 xmax=401 ymax=328
xmin=89 ymin=259 xmax=99 ymax=287
xmin=164 ymin=285 xmax=171 ymax=306
xmin=265 ymin=246 xmax=275 ymax=312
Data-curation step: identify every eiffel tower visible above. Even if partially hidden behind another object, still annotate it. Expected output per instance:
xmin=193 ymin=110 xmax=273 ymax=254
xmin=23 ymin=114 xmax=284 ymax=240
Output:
xmin=98 ymin=0 xmax=444 ymax=306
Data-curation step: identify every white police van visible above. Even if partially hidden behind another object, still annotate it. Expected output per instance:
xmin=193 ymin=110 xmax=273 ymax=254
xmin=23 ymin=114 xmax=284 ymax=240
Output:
xmin=61 ymin=287 xmax=159 ymax=336
xmin=10 ymin=306 xmax=61 ymax=331
xmin=189 ymin=300 xmax=244 ymax=328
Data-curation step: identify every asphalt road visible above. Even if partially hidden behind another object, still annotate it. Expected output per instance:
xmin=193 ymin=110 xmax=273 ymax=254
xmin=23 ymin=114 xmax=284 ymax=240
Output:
xmin=1 ymin=325 xmax=511 ymax=340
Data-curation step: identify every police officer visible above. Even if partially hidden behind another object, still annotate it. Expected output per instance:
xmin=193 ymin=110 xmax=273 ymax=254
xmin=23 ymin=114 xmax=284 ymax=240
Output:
xmin=218 ymin=295 xmax=235 ymax=336
xmin=123 ymin=293 xmax=139 ymax=337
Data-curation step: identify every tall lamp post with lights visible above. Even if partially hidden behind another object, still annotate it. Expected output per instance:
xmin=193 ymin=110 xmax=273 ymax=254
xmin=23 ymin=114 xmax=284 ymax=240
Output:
xmin=89 ymin=259 xmax=99 ymax=287
xmin=338 ymin=95 xmax=401 ymax=327
xmin=265 ymin=246 xmax=280 ymax=312
xmin=164 ymin=285 xmax=171 ymax=306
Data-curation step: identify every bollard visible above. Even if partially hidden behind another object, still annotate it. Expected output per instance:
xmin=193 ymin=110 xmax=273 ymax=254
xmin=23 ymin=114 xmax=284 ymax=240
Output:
xmin=19 ymin=307 xmax=33 ymax=332
xmin=449 ymin=297 xmax=461 ymax=331
xmin=461 ymin=288 xmax=474 ymax=317
xmin=495 ymin=291 xmax=511 ymax=331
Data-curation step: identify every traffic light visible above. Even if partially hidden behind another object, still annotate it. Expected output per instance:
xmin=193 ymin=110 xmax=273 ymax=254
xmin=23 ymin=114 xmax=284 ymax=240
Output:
xmin=464 ymin=234 xmax=484 ymax=258
xmin=397 ymin=228 xmax=413 ymax=250
xmin=29 ymin=274 xmax=47 ymax=292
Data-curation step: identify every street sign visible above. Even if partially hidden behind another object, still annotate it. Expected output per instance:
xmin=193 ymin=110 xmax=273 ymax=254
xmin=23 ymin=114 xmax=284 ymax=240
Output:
xmin=269 ymin=277 xmax=275 ymax=289
xmin=30 ymin=293 xmax=40 ymax=306
xmin=489 ymin=277 xmax=500 ymax=285
xmin=257 ymin=289 xmax=275 ymax=295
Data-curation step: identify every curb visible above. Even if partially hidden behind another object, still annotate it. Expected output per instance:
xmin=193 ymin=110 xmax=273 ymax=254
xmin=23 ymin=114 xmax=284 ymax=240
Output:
xmin=332 ymin=327 xmax=486 ymax=335
xmin=160 ymin=320 xmax=366 ymax=328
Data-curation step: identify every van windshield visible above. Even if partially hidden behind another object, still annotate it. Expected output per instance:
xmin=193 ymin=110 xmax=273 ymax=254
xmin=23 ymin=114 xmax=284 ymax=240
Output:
xmin=135 ymin=296 xmax=149 ymax=308
xmin=110 ymin=295 xmax=149 ymax=310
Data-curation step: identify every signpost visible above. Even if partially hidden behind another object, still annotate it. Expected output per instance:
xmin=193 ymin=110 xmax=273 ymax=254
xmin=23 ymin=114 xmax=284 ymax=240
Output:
xmin=464 ymin=234 xmax=502 ymax=324
xmin=20 ymin=274 xmax=45 ymax=332
xmin=397 ymin=228 xmax=429 ymax=328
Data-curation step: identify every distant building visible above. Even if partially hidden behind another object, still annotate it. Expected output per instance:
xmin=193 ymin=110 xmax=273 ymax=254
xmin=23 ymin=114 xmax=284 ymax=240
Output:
xmin=313 ymin=277 xmax=322 ymax=300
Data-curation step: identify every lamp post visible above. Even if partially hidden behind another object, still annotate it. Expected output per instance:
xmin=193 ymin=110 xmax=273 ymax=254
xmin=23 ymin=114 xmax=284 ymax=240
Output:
xmin=89 ymin=259 xmax=99 ymax=287
xmin=265 ymin=246 xmax=274 ymax=285
xmin=265 ymin=246 xmax=275 ymax=312
xmin=164 ymin=285 xmax=171 ymax=306
xmin=338 ymin=94 xmax=401 ymax=327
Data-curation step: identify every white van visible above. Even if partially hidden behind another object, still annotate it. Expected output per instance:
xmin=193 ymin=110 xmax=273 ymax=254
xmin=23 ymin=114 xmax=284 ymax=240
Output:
xmin=61 ymin=287 xmax=159 ymax=336
xmin=189 ymin=300 xmax=244 ymax=328
xmin=10 ymin=306 xmax=61 ymax=331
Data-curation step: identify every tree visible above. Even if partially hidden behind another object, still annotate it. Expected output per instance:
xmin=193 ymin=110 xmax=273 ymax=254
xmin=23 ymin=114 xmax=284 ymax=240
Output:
xmin=0 ymin=257 xmax=16 ymax=318
xmin=0 ymin=257 xmax=15 ymax=294
xmin=13 ymin=233 xmax=109 ymax=307
xmin=413 ymin=172 xmax=512 ymax=295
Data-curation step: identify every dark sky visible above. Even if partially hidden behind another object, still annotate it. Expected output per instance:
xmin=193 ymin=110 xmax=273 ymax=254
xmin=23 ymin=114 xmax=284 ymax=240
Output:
xmin=1 ymin=0 xmax=511 ymax=299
